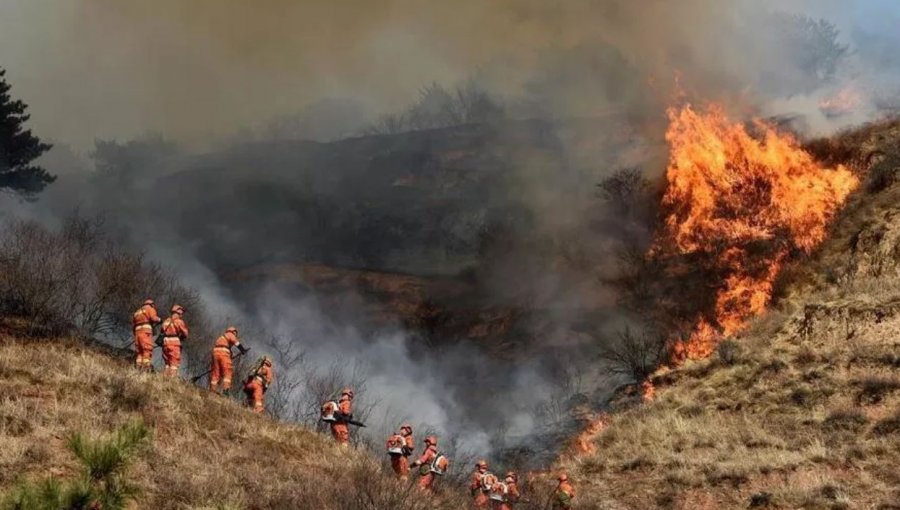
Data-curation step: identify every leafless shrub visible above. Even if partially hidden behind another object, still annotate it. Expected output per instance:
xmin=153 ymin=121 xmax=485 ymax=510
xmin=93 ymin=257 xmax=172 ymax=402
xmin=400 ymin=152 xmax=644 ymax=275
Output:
xmin=258 ymin=334 xmax=376 ymax=447
xmin=0 ymin=214 xmax=210 ymax=348
xmin=716 ymin=339 xmax=744 ymax=366
xmin=598 ymin=326 xmax=667 ymax=382
xmin=364 ymin=81 xmax=504 ymax=135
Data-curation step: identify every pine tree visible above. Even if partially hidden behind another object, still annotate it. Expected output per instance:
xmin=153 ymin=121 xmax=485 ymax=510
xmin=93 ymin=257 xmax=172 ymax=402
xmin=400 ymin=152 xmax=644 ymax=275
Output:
xmin=0 ymin=68 xmax=54 ymax=196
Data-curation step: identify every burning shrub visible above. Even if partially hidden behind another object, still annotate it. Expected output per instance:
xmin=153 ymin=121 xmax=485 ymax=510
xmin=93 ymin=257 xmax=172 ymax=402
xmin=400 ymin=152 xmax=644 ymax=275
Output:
xmin=651 ymin=103 xmax=858 ymax=362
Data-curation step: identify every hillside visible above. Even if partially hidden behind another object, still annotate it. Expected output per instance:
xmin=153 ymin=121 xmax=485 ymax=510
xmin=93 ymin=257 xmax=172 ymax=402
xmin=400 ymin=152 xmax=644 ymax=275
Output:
xmin=0 ymin=331 xmax=469 ymax=510
xmin=555 ymin=121 xmax=900 ymax=509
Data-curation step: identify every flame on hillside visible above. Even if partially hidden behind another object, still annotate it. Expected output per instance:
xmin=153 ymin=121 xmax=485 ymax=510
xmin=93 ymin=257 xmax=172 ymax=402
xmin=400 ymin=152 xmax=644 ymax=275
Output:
xmin=565 ymin=412 xmax=608 ymax=458
xmin=654 ymin=103 xmax=858 ymax=362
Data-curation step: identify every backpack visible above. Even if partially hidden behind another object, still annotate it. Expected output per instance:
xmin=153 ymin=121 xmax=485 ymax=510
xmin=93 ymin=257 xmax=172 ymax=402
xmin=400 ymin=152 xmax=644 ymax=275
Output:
xmin=321 ymin=400 xmax=339 ymax=422
xmin=386 ymin=434 xmax=405 ymax=455
xmin=479 ymin=473 xmax=498 ymax=492
xmin=489 ymin=481 xmax=508 ymax=502
xmin=430 ymin=452 xmax=449 ymax=475
xmin=245 ymin=358 xmax=267 ymax=384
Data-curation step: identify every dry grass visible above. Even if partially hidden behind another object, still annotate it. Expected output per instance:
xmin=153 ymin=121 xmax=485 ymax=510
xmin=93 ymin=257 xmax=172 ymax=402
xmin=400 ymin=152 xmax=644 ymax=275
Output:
xmin=0 ymin=336 xmax=469 ymax=509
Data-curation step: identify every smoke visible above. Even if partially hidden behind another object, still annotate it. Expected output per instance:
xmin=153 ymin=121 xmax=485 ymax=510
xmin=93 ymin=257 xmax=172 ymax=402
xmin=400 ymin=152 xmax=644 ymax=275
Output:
xmin=2 ymin=0 xmax=899 ymax=467
xmin=3 ymin=0 xmax=894 ymax=147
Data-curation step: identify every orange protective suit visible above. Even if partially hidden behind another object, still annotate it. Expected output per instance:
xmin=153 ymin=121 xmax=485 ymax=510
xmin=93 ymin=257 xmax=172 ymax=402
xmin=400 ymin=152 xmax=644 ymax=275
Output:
xmin=330 ymin=395 xmax=353 ymax=444
xmin=209 ymin=331 xmax=241 ymax=392
xmin=413 ymin=445 xmax=439 ymax=492
xmin=386 ymin=430 xmax=414 ymax=480
xmin=470 ymin=470 xmax=494 ymax=507
xmin=552 ymin=479 xmax=575 ymax=510
xmin=244 ymin=362 xmax=273 ymax=413
xmin=131 ymin=303 xmax=160 ymax=371
xmin=492 ymin=477 xmax=520 ymax=510
xmin=161 ymin=313 xmax=189 ymax=377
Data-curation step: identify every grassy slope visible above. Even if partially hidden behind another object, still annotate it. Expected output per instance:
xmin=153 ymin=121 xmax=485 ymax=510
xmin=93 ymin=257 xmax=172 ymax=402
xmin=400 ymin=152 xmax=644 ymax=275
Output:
xmin=0 ymin=335 xmax=468 ymax=510
xmin=557 ymin=121 xmax=900 ymax=510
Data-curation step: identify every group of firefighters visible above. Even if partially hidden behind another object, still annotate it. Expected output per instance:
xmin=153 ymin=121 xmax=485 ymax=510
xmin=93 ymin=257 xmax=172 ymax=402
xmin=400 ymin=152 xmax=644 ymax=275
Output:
xmin=131 ymin=298 xmax=576 ymax=509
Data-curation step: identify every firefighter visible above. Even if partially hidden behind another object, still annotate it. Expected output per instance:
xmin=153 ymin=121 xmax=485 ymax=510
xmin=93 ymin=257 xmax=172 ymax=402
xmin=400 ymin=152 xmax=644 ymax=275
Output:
xmin=410 ymin=435 xmax=448 ymax=492
xmin=243 ymin=356 xmax=274 ymax=413
xmin=469 ymin=460 xmax=495 ymax=508
xmin=160 ymin=305 xmax=189 ymax=377
xmin=330 ymin=388 xmax=354 ymax=445
xmin=491 ymin=472 xmax=520 ymax=510
xmin=209 ymin=326 xmax=247 ymax=393
xmin=131 ymin=299 xmax=161 ymax=371
xmin=552 ymin=473 xmax=575 ymax=510
xmin=386 ymin=423 xmax=414 ymax=480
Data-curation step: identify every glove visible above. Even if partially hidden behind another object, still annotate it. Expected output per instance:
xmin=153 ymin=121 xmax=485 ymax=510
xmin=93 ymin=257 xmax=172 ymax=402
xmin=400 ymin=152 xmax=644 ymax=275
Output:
xmin=238 ymin=344 xmax=248 ymax=355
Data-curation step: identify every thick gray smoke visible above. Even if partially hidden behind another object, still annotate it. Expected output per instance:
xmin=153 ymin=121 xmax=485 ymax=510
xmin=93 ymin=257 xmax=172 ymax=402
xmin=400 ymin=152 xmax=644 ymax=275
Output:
xmin=2 ymin=0 xmax=899 ymax=466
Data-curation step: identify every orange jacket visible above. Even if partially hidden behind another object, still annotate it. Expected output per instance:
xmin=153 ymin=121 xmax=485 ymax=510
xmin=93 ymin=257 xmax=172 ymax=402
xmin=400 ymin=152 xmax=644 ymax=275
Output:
xmin=413 ymin=445 xmax=437 ymax=468
xmin=214 ymin=331 xmax=240 ymax=349
xmin=252 ymin=364 xmax=274 ymax=389
xmin=554 ymin=481 xmax=575 ymax=508
xmin=504 ymin=481 xmax=520 ymax=502
xmin=470 ymin=471 xmax=490 ymax=494
xmin=337 ymin=395 xmax=352 ymax=419
xmin=132 ymin=304 xmax=161 ymax=329
xmin=162 ymin=315 xmax=189 ymax=339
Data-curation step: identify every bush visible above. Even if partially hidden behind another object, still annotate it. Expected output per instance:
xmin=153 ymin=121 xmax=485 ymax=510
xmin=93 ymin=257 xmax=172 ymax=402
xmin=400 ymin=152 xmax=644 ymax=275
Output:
xmin=822 ymin=408 xmax=869 ymax=432
xmin=855 ymin=376 xmax=900 ymax=405
xmin=871 ymin=411 xmax=900 ymax=436
xmin=598 ymin=326 xmax=667 ymax=382
xmin=1 ymin=420 xmax=150 ymax=510
xmin=716 ymin=339 xmax=744 ymax=366
xmin=0 ymin=214 xmax=206 ymax=344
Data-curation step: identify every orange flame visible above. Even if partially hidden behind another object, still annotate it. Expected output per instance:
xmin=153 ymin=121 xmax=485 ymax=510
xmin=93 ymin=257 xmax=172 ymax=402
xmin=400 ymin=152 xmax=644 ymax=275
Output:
xmin=565 ymin=413 xmax=608 ymax=458
xmin=655 ymin=103 xmax=857 ymax=361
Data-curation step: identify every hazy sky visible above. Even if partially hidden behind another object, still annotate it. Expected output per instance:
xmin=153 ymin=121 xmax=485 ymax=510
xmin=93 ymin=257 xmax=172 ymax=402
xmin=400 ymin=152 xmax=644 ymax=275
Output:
xmin=0 ymin=0 xmax=896 ymax=148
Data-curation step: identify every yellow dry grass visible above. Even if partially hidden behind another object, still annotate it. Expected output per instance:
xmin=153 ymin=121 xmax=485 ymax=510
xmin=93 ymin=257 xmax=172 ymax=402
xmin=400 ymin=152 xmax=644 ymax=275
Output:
xmin=0 ymin=336 xmax=467 ymax=509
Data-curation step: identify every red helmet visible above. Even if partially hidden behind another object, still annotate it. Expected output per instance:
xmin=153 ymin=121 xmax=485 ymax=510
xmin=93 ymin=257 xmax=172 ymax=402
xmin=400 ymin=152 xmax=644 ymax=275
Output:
xmin=143 ymin=299 xmax=155 ymax=306
xmin=424 ymin=435 xmax=438 ymax=446
xmin=226 ymin=326 xmax=238 ymax=335
xmin=558 ymin=473 xmax=568 ymax=482
xmin=476 ymin=460 xmax=488 ymax=469
xmin=171 ymin=304 xmax=185 ymax=314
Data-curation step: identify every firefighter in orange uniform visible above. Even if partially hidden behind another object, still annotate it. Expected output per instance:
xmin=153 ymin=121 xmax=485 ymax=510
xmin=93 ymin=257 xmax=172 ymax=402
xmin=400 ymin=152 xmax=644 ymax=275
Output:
xmin=330 ymin=388 xmax=354 ymax=445
xmin=386 ymin=423 xmax=414 ymax=480
xmin=410 ymin=435 xmax=447 ymax=492
xmin=243 ymin=356 xmax=274 ymax=413
xmin=552 ymin=473 xmax=575 ymax=510
xmin=160 ymin=305 xmax=189 ymax=377
xmin=492 ymin=472 xmax=520 ymax=510
xmin=469 ymin=460 xmax=495 ymax=507
xmin=131 ymin=299 xmax=161 ymax=371
xmin=209 ymin=326 xmax=247 ymax=393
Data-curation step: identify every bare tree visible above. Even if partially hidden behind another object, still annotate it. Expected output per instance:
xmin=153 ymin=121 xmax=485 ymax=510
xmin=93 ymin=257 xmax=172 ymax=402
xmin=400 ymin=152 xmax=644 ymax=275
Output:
xmin=597 ymin=326 xmax=667 ymax=382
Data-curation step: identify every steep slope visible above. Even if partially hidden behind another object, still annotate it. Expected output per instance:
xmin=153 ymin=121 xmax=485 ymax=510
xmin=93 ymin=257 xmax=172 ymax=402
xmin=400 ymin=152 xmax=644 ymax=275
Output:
xmin=555 ymin=121 xmax=900 ymax=509
xmin=0 ymin=332 xmax=467 ymax=509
